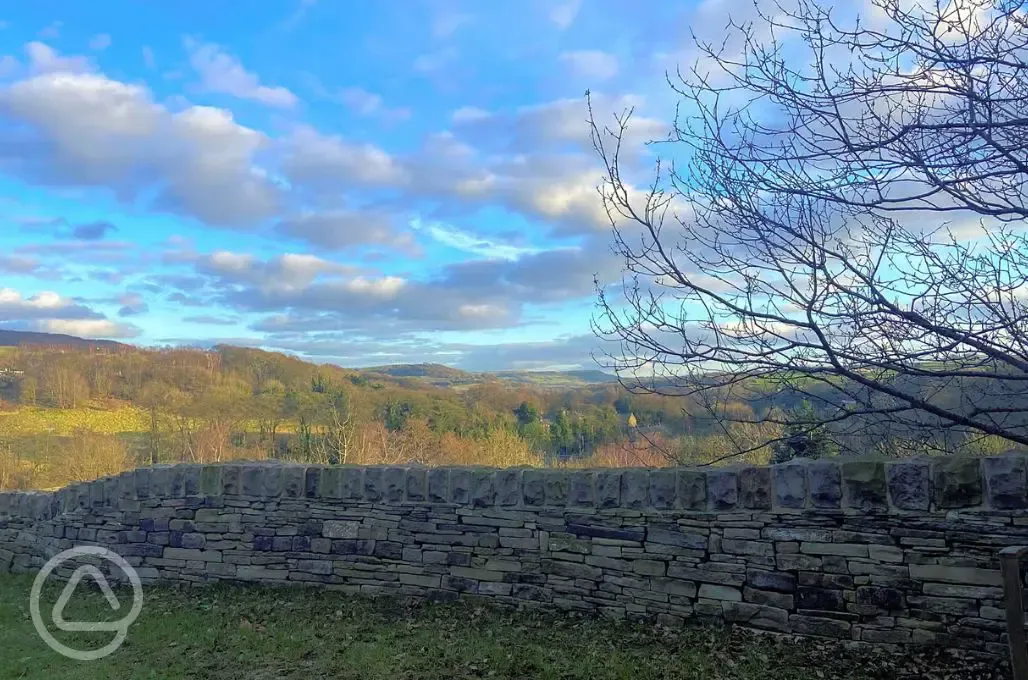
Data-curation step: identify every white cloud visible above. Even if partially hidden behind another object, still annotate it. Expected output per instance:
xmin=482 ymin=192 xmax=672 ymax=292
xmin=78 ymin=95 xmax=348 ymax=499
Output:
xmin=277 ymin=211 xmax=417 ymax=252
xmin=281 ymin=124 xmax=408 ymax=188
xmin=410 ymin=216 xmax=543 ymax=260
xmin=141 ymin=46 xmax=155 ymax=69
xmin=39 ymin=318 xmax=141 ymax=338
xmin=0 ymin=288 xmax=138 ymax=339
xmin=26 ymin=42 xmax=90 ymax=74
xmin=561 ymin=50 xmax=619 ymax=80
xmin=0 ymin=70 xmax=279 ymax=226
xmin=549 ymin=0 xmax=581 ymax=29
xmin=0 ymin=55 xmax=19 ymax=78
xmin=88 ymin=34 xmax=111 ymax=51
xmin=184 ymin=37 xmax=298 ymax=108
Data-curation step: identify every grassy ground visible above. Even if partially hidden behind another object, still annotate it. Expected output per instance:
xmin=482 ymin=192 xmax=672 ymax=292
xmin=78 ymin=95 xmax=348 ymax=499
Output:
xmin=0 ymin=574 xmax=1005 ymax=680
xmin=0 ymin=405 xmax=150 ymax=436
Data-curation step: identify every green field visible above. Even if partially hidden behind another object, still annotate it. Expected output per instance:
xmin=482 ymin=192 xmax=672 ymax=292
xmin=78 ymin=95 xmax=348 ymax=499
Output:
xmin=0 ymin=575 xmax=999 ymax=679
xmin=0 ymin=405 xmax=150 ymax=436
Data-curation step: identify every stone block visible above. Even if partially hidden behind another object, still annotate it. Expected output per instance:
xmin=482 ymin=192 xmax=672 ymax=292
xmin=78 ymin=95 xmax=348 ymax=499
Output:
xmin=676 ymin=470 xmax=706 ymax=511
xmin=304 ymin=466 xmax=322 ymax=498
xmin=887 ymin=461 xmax=930 ymax=511
xmin=706 ymin=469 xmax=738 ymax=510
xmin=647 ymin=527 xmax=706 ymax=550
xmin=406 ymin=468 xmax=427 ymax=502
xmin=983 ymin=455 xmax=1028 ymax=509
xmin=796 ymin=586 xmax=845 ymax=611
xmin=427 ymin=467 xmax=449 ymax=503
xmin=495 ymin=469 xmax=520 ymax=506
xmin=723 ymin=539 xmax=774 ymax=557
xmin=773 ymin=464 xmax=806 ymax=509
xmin=241 ymin=465 xmax=264 ymax=497
xmin=450 ymin=468 xmax=472 ymax=504
xmin=632 ymin=559 xmax=666 ymax=576
xmin=698 ymin=584 xmax=742 ymax=601
xmin=133 ymin=467 xmax=152 ymax=498
xmin=738 ymin=467 xmax=771 ymax=509
xmin=800 ymin=542 xmax=868 ymax=558
xmin=909 ymin=564 xmax=1001 ymax=587
xmin=649 ymin=469 xmax=676 ymax=510
xmin=471 ymin=470 xmax=496 ymax=507
xmin=384 ymin=466 xmax=407 ymax=503
xmin=808 ymin=461 xmax=841 ymax=508
xmin=323 ymin=520 xmax=361 ymax=539
xmin=550 ymin=533 xmax=590 ymax=554
xmin=744 ymin=587 xmax=794 ymax=610
xmin=855 ymin=585 xmax=903 ymax=611
xmin=868 ymin=545 xmax=904 ymax=563
xmin=198 ymin=465 xmax=221 ymax=496
xmin=523 ymin=469 xmax=546 ymax=506
xmin=364 ymin=467 xmax=384 ymax=502
xmin=621 ymin=469 xmax=649 ymax=509
xmin=218 ymin=464 xmax=240 ymax=496
xmin=842 ymin=461 xmax=887 ymax=511
xmin=790 ymin=615 xmax=851 ymax=639
xmin=723 ymin=602 xmax=789 ymax=632
xmin=747 ymin=569 xmax=795 ymax=593
xmin=568 ymin=471 xmax=595 ymax=507
xmin=595 ymin=470 xmax=621 ymax=508
xmin=341 ymin=467 xmax=364 ymax=500
xmin=282 ymin=466 xmax=305 ymax=498
xmin=544 ymin=470 xmax=568 ymax=506
xmin=933 ymin=457 xmax=983 ymax=508
xmin=262 ymin=466 xmax=282 ymax=497
xmin=150 ymin=467 xmax=173 ymax=498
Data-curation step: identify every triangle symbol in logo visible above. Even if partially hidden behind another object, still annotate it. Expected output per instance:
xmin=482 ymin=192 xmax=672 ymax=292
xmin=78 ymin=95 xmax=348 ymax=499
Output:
xmin=52 ymin=565 xmax=124 ymax=632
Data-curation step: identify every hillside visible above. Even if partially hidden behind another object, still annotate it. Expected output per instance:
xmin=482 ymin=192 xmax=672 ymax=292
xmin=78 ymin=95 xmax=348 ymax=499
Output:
xmin=364 ymin=362 xmax=617 ymax=389
xmin=0 ymin=330 xmax=127 ymax=350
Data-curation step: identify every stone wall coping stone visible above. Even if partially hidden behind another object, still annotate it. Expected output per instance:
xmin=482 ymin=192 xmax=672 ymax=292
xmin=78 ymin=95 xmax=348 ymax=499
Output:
xmin=2 ymin=454 xmax=1026 ymax=518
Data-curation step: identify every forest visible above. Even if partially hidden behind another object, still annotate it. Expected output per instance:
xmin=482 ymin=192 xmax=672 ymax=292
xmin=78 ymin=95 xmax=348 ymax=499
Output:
xmin=0 ymin=334 xmax=1016 ymax=491
xmin=0 ymin=337 xmax=750 ymax=490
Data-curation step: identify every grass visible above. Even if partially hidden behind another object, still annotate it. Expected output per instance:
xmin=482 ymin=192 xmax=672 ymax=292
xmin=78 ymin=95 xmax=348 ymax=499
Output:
xmin=0 ymin=405 xmax=150 ymax=436
xmin=0 ymin=574 xmax=1000 ymax=680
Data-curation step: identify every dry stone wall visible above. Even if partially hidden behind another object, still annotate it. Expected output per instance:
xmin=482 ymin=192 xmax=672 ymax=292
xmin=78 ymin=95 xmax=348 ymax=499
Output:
xmin=3 ymin=455 xmax=1028 ymax=656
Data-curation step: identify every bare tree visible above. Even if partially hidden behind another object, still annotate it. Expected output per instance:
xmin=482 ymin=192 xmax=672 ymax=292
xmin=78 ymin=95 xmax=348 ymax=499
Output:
xmin=592 ymin=0 xmax=1028 ymax=459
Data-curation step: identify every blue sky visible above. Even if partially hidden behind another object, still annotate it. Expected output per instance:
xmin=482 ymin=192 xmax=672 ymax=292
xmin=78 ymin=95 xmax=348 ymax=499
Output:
xmin=0 ymin=0 xmax=710 ymax=371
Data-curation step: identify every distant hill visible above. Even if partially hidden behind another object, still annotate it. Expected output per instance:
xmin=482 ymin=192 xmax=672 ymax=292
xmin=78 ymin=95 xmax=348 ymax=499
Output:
xmin=364 ymin=363 xmax=617 ymax=389
xmin=0 ymin=330 xmax=127 ymax=350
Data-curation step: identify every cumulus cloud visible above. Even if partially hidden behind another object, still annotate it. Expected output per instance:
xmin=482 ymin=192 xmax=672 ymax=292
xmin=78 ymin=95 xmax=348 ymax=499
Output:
xmin=117 ymin=292 xmax=149 ymax=317
xmin=0 ymin=288 xmax=138 ymax=338
xmin=26 ymin=42 xmax=90 ymax=75
xmin=39 ymin=318 xmax=141 ymax=338
xmin=0 ymin=69 xmax=280 ymax=226
xmin=276 ymin=211 xmax=417 ymax=253
xmin=281 ymin=124 xmax=408 ymax=189
xmin=0 ymin=255 xmax=44 ymax=275
xmin=0 ymin=288 xmax=101 ymax=320
xmin=184 ymin=38 xmax=298 ymax=108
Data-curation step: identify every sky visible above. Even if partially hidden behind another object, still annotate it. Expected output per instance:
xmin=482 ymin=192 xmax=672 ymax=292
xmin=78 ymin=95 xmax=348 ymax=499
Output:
xmin=0 ymin=0 xmax=737 ymax=372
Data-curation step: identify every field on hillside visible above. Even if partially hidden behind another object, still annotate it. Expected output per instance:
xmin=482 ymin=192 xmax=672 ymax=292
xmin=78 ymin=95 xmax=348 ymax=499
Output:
xmin=0 ymin=575 xmax=998 ymax=680
xmin=0 ymin=404 xmax=150 ymax=436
